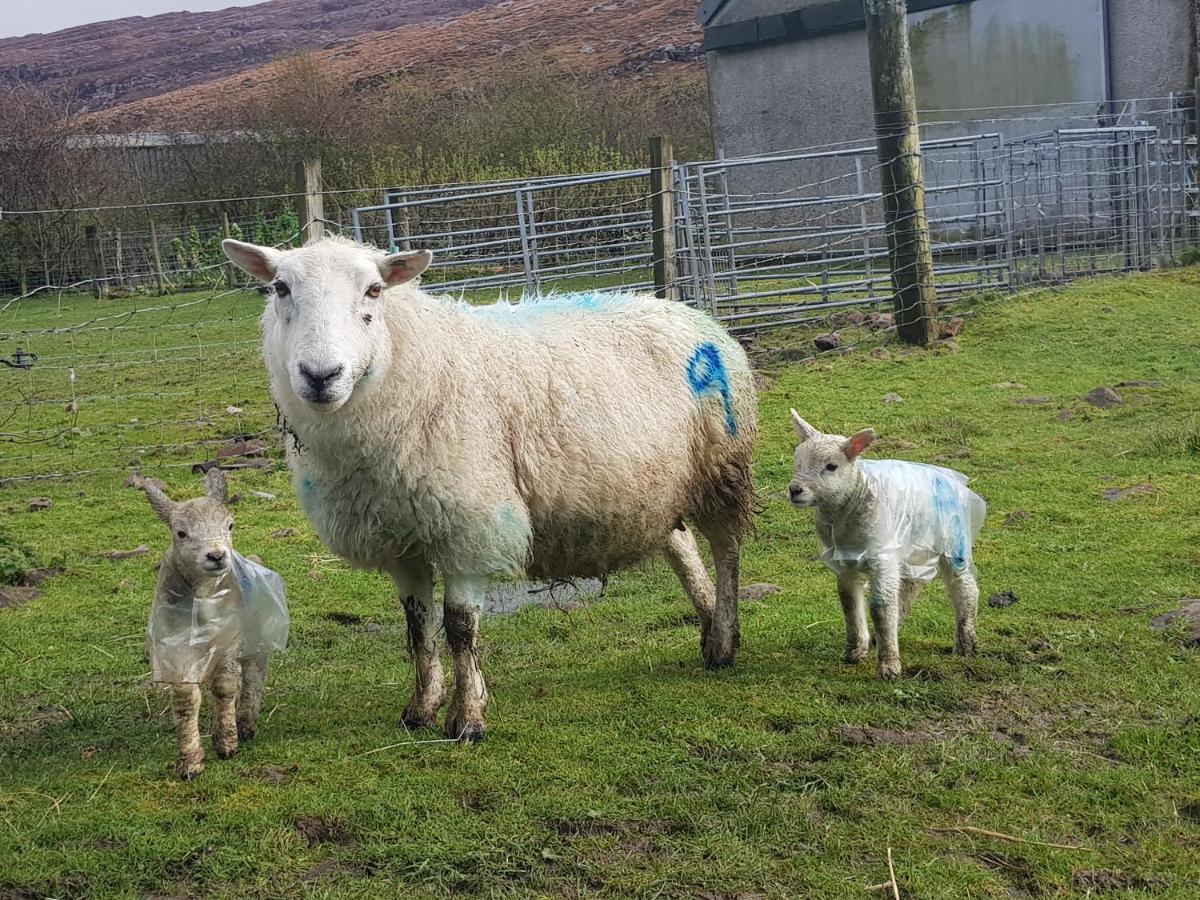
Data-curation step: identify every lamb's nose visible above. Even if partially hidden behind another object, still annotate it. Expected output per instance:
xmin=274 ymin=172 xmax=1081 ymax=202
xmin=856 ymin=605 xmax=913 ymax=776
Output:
xmin=207 ymin=549 xmax=227 ymax=563
xmin=299 ymin=362 xmax=344 ymax=394
xmin=789 ymin=486 xmax=803 ymax=501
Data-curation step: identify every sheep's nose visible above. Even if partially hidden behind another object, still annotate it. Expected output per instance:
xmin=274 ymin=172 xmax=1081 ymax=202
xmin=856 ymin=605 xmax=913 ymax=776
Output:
xmin=206 ymin=549 xmax=227 ymax=563
xmin=789 ymin=486 xmax=804 ymax=502
xmin=299 ymin=362 xmax=344 ymax=395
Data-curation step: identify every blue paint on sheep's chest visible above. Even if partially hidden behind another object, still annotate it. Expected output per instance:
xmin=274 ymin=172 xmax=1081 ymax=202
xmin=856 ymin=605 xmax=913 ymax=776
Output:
xmin=686 ymin=342 xmax=737 ymax=437
xmin=931 ymin=474 xmax=969 ymax=572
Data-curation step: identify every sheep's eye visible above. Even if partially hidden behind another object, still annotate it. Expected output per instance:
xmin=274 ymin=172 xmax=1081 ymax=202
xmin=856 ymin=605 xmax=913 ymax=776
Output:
xmin=227 ymin=522 xmax=234 ymax=531
xmin=273 ymin=280 xmax=291 ymax=297
xmin=365 ymin=283 xmax=382 ymax=299
xmin=824 ymin=463 xmax=839 ymax=473
xmin=176 ymin=530 xmax=188 ymax=539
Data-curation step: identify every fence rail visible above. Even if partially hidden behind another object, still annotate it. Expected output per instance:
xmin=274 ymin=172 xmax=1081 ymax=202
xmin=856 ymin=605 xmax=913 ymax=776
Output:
xmin=2 ymin=100 xmax=1197 ymax=481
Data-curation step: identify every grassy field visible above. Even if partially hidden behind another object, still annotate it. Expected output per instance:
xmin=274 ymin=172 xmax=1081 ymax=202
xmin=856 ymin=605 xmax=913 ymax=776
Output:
xmin=1 ymin=270 xmax=1199 ymax=898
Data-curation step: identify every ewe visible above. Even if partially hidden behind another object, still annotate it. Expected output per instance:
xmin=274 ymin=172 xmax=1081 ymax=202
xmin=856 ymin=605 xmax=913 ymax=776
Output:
xmin=222 ymin=237 xmax=757 ymax=741
xmin=141 ymin=469 xmax=287 ymax=779
xmin=787 ymin=411 xmax=985 ymax=679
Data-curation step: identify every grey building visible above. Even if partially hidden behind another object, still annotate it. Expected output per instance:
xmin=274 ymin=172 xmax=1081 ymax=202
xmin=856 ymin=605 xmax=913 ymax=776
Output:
xmin=699 ymin=0 xmax=1196 ymax=156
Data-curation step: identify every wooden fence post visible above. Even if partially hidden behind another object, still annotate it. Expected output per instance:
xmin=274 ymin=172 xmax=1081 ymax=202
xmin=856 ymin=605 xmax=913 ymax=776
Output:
xmin=148 ymin=219 xmax=169 ymax=295
xmin=296 ymin=158 xmax=325 ymax=245
xmin=649 ymin=136 xmax=678 ymax=301
xmin=221 ymin=210 xmax=237 ymax=287
xmin=863 ymin=0 xmax=937 ymax=345
xmin=84 ymin=225 xmax=108 ymax=299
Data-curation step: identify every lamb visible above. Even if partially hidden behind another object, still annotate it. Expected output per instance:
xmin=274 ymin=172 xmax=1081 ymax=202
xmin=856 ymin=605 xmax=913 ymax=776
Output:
xmin=787 ymin=411 xmax=985 ymax=679
xmin=141 ymin=470 xmax=287 ymax=779
xmin=221 ymin=236 xmax=757 ymax=741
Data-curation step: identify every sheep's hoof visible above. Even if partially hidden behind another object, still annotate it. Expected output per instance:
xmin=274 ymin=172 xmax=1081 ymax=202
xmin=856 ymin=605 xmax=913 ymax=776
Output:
xmin=954 ymin=635 xmax=978 ymax=657
xmin=844 ymin=644 xmax=870 ymax=664
xmin=445 ymin=715 xmax=486 ymax=744
xmin=400 ymin=711 xmax=440 ymax=731
xmin=214 ymin=742 xmax=239 ymax=761
xmin=702 ymin=628 xmax=738 ymax=670
xmin=877 ymin=658 xmax=902 ymax=680
xmin=237 ymin=721 xmax=258 ymax=743
xmin=176 ymin=757 xmax=205 ymax=780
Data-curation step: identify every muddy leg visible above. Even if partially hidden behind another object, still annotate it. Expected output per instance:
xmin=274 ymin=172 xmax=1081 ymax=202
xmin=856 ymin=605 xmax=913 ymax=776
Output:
xmin=868 ymin=561 xmax=902 ymax=680
xmin=171 ymin=683 xmax=204 ymax=780
xmin=837 ymin=570 xmax=870 ymax=663
xmin=700 ymin=526 xmax=741 ymax=669
xmin=385 ymin=560 xmax=446 ymax=730
xmin=898 ymin=578 xmax=923 ymax=628
xmin=236 ymin=654 xmax=268 ymax=742
xmin=210 ymin=655 xmax=241 ymax=760
xmin=662 ymin=526 xmax=716 ymax=655
xmin=443 ymin=574 xmax=489 ymax=743
xmin=941 ymin=561 xmax=979 ymax=657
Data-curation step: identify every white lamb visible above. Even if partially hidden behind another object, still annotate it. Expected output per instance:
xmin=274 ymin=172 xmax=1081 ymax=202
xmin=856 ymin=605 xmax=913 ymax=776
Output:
xmin=787 ymin=411 xmax=985 ymax=679
xmin=221 ymin=236 xmax=758 ymax=741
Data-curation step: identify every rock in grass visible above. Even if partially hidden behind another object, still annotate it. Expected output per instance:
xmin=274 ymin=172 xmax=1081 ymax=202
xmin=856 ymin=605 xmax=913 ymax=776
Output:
xmin=28 ymin=497 xmax=52 ymax=512
xmin=814 ymin=332 xmax=842 ymax=352
xmin=1085 ymin=386 xmax=1124 ymax=408
xmin=883 ymin=392 xmax=904 ymax=405
xmin=0 ymin=586 xmax=42 ymax=609
xmin=1149 ymin=600 xmax=1200 ymax=646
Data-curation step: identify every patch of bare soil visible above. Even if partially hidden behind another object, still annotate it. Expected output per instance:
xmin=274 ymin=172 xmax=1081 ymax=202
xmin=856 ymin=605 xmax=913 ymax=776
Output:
xmin=1150 ymin=600 xmax=1200 ymax=647
xmin=294 ymin=815 xmax=345 ymax=847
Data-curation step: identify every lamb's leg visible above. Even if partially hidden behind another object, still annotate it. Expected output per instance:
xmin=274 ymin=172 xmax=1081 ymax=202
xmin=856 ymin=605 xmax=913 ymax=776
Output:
xmin=170 ymin=683 xmax=204 ymax=780
xmin=836 ymin=570 xmax=870 ymax=663
xmin=443 ymin=574 xmax=489 ymax=743
xmin=210 ymin=655 xmax=241 ymax=760
xmin=868 ymin=561 xmax=902 ymax=680
xmin=941 ymin=561 xmax=979 ymax=657
xmin=700 ymin=526 xmax=741 ymax=669
xmin=662 ymin=526 xmax=716 ymax=654
xmin=898 ymin=578 xmax=923 ymax=627
xmin=236 ymin=654 xmax=269 ymax=742
xmin=385 ymin=560 xmax=445 ymax=730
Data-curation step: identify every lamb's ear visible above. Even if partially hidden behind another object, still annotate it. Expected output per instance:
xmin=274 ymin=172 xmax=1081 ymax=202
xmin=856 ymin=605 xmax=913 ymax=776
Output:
xmin=204 ymin=467 xmax=228 ymax=505
xmin=790 ymin=409 xmax=819 ymax=441
xmin=142 ymin=482 xmax=175 ymax=524
xmin=221 ymin=239 xmax=283 ymax=282
xmin=379 ymin=249 xmax=433 ymax=287
xmin=843 ymin=428 xmax=876 ymax=460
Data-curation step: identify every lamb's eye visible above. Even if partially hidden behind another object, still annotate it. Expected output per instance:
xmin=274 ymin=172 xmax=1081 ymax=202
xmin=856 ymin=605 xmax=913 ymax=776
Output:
xmin=273 ymin=280 xmax=291 ymax=297
xmin=824 ymin=463 xmax=839 ymax=473
xmin=365 ymin=283 xmax=382 ymax=299
xmin=227 ymin=522 xmax=234 ymax=531
xmin=176 ymin=530 xmax=188 ymax=539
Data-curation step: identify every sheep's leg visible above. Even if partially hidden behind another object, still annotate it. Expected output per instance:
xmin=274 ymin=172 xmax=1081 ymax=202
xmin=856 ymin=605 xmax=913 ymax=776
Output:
xmin=898 ymin=578 xmax=923 ymax=627
xmin=868 ymin=561 xmax=902 ymax=680
xmin=236 ymin=654 xmax=269 ymax=742
xmin=941 ymin=561 xmax=979 ymax=657
xmin=836 ymin=570 xmax=870 ymax=663
xmin=170 ymin=683 xmax=205 ymax=780
xmin=700 ymin=526 xmax=741 ymax=669
xmin=662 ymin=526 xmax=715 ymax=654
xmin=443 ymin=574 xmax=489 ymax=743
xmin=386 ymin=561 xmax=445 ymax=730
xmin=210 ymin=655 xmax=241 ymax=760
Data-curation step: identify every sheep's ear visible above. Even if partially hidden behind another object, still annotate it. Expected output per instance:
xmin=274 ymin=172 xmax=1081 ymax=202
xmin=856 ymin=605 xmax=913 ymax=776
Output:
xmin=843 ymin=428 xmax=876 ymax=460
xmin=142 ymin=482 xmax=175 ymax=524
xmin=790 ymin=409 xmax=819 ymax=441
xmin=222 ymin=239 xmax=283 ymax=282
xmin=204 ymin=467 xmax=228 ymax=505
xmin=379 ymin=249 xmax=433 ymax=287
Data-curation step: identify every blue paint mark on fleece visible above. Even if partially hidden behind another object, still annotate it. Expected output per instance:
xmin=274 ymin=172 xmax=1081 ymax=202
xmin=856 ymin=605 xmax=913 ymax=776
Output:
xmin=686 ymin=342 xmax=737 ymax=437
xmin=469 ymin=290 xmax=630 ymax=322
xmin=932 ymin=474 xmax=968 ymax=572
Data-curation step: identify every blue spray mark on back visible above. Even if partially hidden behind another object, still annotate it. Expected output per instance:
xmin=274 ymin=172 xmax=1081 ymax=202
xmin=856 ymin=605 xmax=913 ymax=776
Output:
xmin=686 ymin=342 xmax=737 ymax=437
xmin=932 ymin=474 xmax=968 ymax=571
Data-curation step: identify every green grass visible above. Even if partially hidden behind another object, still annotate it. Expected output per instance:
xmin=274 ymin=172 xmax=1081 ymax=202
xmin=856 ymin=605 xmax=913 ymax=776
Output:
xmin=2 ymin=270 xmax=1200 ymax=898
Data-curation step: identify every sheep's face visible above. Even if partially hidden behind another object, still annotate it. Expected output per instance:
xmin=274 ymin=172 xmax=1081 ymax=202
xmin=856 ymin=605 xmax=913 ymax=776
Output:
xmin=787 ymin=410 xmax=875 ymax=511
xmin=222 ymin=239 xmax=433 ymax=412
xmin=143 ymin=469 xmax=234 ymax=582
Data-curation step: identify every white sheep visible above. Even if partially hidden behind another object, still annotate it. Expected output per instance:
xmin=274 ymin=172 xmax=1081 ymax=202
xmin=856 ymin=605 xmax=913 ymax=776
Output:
xmin=141 ymin=470 xmax=283 ymax=778
xmin=221 ymin=236 xmax=758 ymax=741
xmin=787 ymin=411 xmax=985 ymax=679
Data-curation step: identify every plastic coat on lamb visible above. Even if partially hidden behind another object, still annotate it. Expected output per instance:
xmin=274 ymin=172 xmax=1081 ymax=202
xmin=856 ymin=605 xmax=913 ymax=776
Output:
xmin=819 ymin=459 xmax=987 ymax=582
xmin=147 ymin=551 xmax=289 ymax=684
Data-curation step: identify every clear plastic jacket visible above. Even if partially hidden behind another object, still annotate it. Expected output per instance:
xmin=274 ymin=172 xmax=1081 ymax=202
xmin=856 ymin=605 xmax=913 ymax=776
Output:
xmin=819 ymin=459 xmax=987 ymax=582
xmin=147 ymin=551 xmax=289 ymax=684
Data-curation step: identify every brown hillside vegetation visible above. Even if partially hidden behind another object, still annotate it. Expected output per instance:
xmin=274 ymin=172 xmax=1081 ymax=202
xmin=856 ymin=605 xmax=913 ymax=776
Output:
xmin=0 ymin=0 xmax=502 ymax=110
xmin=92 ymin=0 xmax=704 ymax=132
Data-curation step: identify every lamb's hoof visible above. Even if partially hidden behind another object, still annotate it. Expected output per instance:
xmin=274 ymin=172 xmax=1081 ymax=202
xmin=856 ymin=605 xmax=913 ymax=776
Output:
xmin=954 ymin=635 xmax=978 ymax=657
xmin=702 ymin=628 xmax=739 ymax=670
xmin=214 ymin=742 xmax=239 ymax=761
xmin=445 ymin=714 xmax=486 ymax=744
xmin=877 ymin=658 xmax=902 ymax=680
xmin=400 ymin=711 xmax=440 ymax=731
xmin=237 ymin=721 xmax=258 ymax=743
xmin=844 ymin=644 xmax=870 ymax=664
xmin=176 ymin=757 xmax=205 ymax=781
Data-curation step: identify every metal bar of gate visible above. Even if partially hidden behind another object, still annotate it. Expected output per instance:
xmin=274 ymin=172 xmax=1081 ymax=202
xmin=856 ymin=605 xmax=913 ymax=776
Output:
xmin=515 ymin=188 xmax=536 ymax=295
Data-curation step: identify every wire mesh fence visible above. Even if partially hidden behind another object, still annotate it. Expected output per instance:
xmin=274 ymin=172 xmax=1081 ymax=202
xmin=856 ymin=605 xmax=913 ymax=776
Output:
xmin=1 ymin=100 xmax=1197 ymax=482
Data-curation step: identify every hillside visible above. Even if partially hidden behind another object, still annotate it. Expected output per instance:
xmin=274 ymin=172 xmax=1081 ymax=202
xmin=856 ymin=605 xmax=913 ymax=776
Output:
xmin=0 ymin=0 xmax=704 ymax=132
